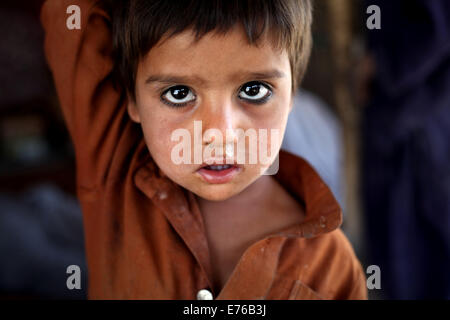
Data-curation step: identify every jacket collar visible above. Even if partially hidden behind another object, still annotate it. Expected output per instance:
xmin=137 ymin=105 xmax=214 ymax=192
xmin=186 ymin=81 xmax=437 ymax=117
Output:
xmin=271 ymin=150 xmax=343 ymax=238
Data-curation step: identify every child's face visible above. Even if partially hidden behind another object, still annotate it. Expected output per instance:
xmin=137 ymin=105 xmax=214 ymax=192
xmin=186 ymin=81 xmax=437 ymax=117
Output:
xmin=128 ymin=26 xmax=293 ymax=201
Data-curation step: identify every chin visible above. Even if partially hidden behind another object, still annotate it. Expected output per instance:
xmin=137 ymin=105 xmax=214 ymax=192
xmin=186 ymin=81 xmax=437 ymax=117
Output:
xmin=192 ymin=185 xmax=241 ymax=202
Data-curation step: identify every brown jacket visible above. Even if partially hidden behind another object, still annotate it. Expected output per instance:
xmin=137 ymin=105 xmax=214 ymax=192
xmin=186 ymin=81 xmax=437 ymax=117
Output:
xmin=41 ymin=0 xmax=368 ymax=300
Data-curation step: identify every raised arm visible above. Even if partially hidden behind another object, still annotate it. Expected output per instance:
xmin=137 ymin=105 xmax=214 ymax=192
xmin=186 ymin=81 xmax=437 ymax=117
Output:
xmin=41 ymin=0 xmax=138 ymax=191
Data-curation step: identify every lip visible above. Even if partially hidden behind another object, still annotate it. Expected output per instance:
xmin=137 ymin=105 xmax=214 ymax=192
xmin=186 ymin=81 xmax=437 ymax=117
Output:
xmin=196 ymin=162 xmax=242 ymax=184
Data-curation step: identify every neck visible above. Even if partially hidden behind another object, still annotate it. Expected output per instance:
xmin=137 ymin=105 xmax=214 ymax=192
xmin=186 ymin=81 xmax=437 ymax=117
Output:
xmin=196 ymin=175 xmax=275 ymax=214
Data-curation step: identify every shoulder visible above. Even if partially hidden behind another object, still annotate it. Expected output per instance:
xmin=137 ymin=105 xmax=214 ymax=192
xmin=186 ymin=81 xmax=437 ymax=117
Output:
xmin=278 ymin=229 xmax=368 ymax=300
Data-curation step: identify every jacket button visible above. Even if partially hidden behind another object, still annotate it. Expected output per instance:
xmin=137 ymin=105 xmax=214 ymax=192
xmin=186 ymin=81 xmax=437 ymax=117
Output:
xmin=197 ymin=289 xmax=213 ymax=300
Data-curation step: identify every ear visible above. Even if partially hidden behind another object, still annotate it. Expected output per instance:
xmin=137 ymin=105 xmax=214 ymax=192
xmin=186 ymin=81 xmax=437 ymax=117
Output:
xmin=127 ymin=97 xmax=141 ymax=123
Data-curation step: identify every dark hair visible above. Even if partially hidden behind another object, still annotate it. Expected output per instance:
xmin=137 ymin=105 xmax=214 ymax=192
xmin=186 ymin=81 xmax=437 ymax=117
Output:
xmin=99 ymin=0 xmax=313 ymax=101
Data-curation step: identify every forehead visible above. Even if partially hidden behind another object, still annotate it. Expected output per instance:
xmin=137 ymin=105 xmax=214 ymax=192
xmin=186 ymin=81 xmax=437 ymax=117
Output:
xmin=138 ymin=26 xmax=291 ymax=86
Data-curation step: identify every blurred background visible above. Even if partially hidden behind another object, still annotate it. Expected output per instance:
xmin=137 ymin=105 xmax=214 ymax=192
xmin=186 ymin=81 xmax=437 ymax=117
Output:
xmin=0 ymin=0 xmax=448 ymax=299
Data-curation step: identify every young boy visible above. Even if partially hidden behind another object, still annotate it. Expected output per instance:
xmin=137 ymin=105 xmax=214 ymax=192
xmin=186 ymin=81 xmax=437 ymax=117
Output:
xmin=41 ymin=0 xmax=367 ymax=299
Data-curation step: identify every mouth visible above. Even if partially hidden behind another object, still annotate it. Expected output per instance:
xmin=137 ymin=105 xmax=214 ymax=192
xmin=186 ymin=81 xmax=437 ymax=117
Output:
xmin=196 ymin=163 xmax=242 ymax=184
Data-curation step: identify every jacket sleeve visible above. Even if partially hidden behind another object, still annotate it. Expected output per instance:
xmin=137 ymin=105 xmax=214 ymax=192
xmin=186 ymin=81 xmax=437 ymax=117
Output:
xmin=346 ymin=259 xmax=369 ymax=300
xmin=41 ymin=0 xmax=135 ymax=191
xmin=328 ymin=230 xmax=369 ymax=300
xmin=337 ymin=237 xmax=369 ymax=300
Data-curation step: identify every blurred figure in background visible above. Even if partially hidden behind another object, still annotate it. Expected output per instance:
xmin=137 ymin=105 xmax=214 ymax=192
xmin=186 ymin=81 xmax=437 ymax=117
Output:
xmin=0 ymin=184 xmax=86 ymax=299
xmin=363 ymin=0 xmax=450 ymax=299
xmin=282 ymin=89 xmax=344 ymax=209
xmin=0 ymin=0 xmax=86 ymax=299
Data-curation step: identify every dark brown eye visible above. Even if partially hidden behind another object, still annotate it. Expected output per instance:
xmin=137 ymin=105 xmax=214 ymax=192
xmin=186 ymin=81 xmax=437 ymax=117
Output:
xmin=238 ymin=81 xmax=272 ymax=103
xmin=161 ymin=85 xmax=195 ymax=106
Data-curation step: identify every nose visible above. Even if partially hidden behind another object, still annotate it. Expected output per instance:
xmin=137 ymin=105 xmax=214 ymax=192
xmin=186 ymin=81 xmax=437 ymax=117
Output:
xmin=198 ymin=95 xmax=241 ymax=158
xmin=201 ymin=96 xmax=240 ymax=143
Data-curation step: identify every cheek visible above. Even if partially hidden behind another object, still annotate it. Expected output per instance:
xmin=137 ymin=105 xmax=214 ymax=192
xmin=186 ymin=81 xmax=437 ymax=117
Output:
xmin=253 ymin=101 xmax=290 ymax=150
xmin=139 ymin=111 xmax=183 ymax=170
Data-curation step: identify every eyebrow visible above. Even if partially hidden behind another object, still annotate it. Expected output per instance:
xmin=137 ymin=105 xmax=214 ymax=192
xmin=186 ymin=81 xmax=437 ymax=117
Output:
xmin=145 ymin=69 xmax=286 ymax=86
